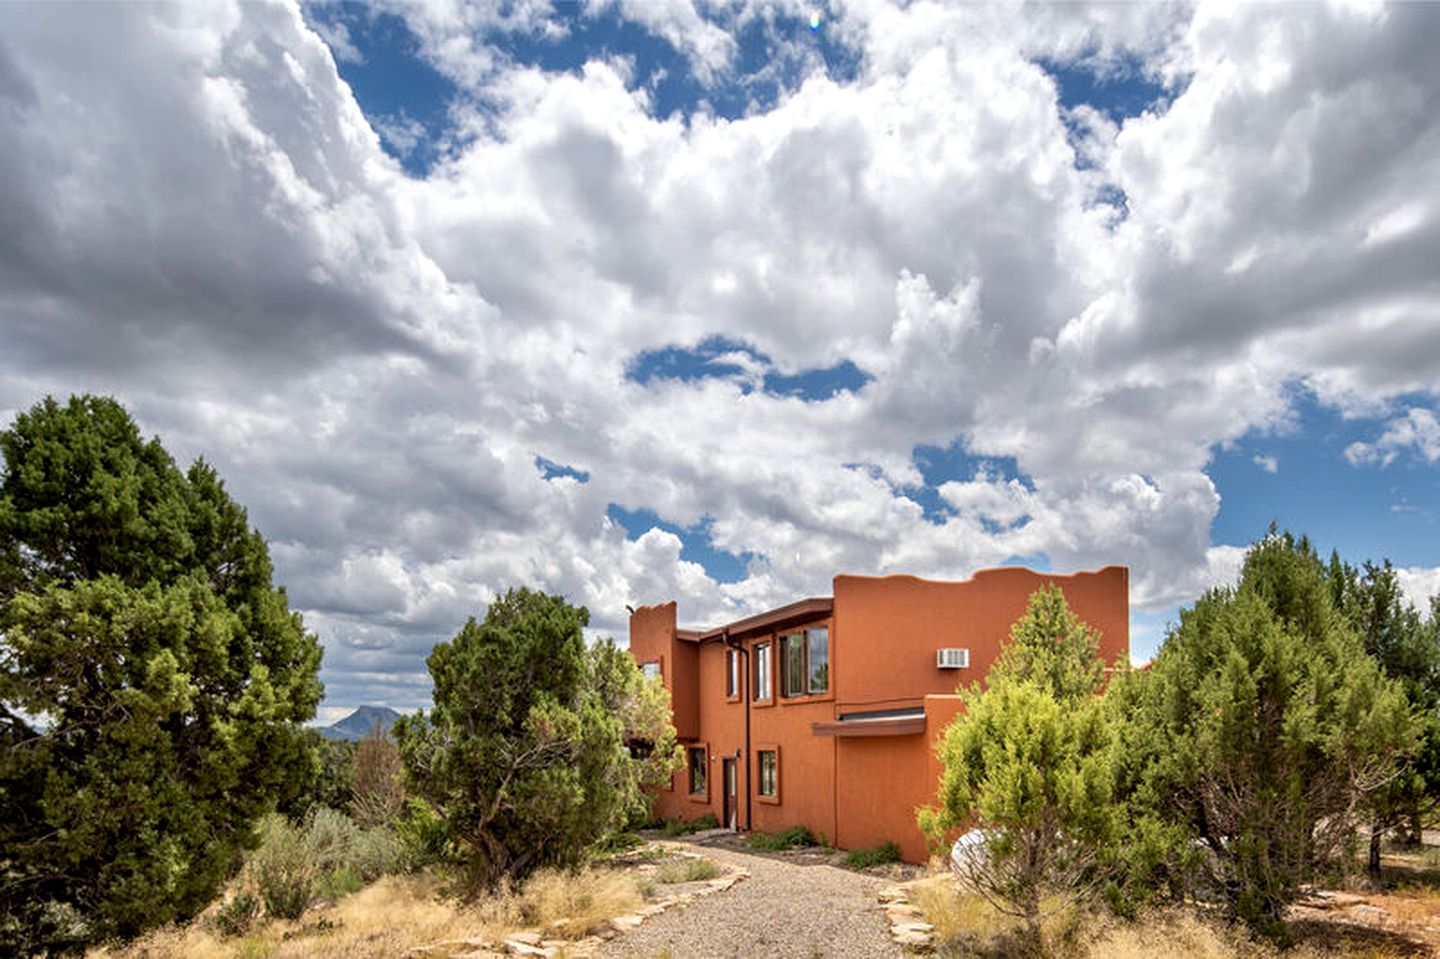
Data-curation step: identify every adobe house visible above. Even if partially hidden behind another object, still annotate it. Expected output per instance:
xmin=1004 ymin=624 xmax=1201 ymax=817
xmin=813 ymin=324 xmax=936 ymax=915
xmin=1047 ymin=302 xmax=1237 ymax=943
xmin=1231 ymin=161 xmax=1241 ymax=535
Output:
xmin=628 ymin=566 xmax=1129 ymax=863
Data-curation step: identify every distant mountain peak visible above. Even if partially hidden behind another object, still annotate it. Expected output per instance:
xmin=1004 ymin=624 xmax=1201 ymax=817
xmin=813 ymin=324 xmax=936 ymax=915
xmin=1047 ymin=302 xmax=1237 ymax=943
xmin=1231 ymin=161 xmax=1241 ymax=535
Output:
xmin=319 ymin=705 xmax=402 ymax=741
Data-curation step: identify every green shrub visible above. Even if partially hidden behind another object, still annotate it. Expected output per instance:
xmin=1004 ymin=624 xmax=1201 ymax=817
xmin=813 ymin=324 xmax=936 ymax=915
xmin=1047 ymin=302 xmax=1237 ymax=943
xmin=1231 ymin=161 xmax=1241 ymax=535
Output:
xmin=397 ymin=796 xmax=452 ymax=870
xmin=304 ymin=804 xmax=404 ymax=881
xmin=747 ymin=825 xmax=816 ymax=850
xmin=352 ymin=823 xmax=405 ymax=880
xmin=659 ymin=814 xmax=719 ymax=837
xmin=843 ymin=842 xmax=901 ymax=870
xmin=213 ymin=890 xmax=260 ymax=938
xmin=305 ymin=805 xmax=360 ymax=869
xmin=316 ymin=865 xmax=365 ymax=901
xmin=593 ymin=831 xmax=644 ymax=854
xmin=252 ymin=815 xmax=315 ymax=920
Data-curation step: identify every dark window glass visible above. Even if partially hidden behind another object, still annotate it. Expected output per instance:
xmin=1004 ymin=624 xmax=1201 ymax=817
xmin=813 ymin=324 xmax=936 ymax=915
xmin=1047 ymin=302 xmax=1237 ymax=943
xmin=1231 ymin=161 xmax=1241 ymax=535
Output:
xmin=688 ymin=746 xmax=707 ymax=795
xmin=808 ymin=627 xmax=829 ymax=694
xmin=758 ymin=750 xmax=777 ymax=797
xmin=780 ymin=628 xmax=829 ymax=697
xmin=783 ymin=633 xmax=807 ymax=697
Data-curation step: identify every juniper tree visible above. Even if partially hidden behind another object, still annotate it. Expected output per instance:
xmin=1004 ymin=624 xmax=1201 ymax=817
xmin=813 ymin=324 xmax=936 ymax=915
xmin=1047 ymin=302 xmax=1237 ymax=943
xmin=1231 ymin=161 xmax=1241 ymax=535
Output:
xmin=395 ymin=588 xmax=680 ymax=892
xmin=1122 ymin=532 xmax=1415 ymax=943
xmin=0 ymin=395 xmax=322 ymax=953
xmin=1327 ymin=554 xmax=1440 ymax=872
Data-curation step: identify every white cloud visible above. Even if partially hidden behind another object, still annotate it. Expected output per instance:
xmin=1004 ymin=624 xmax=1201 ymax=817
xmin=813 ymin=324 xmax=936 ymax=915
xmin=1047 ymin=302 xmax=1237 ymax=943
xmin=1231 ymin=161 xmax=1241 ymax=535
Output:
xmin=1397 ymin=566 xmax=1440 ymax=615
xmin=1 ymin=0 xmax=1437 ymax=710
xmin=1253 ymin=454 xmax=1278 ymax=473
xmin=1346 ymin=407 xmax=1440 ymax=467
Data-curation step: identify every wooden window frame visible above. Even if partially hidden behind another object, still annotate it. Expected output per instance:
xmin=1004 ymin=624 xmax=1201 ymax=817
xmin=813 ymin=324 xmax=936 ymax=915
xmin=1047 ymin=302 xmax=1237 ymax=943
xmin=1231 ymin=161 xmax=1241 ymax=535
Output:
xmin=753 ymin=640 xmax=773 ymax=704
xmin=687 ymin=743 xmax=709 ymax=801
xmin=755 ymin=743 xmax=781 ymax=804
xmin=780 ymin=626 xmax=830 ymax=698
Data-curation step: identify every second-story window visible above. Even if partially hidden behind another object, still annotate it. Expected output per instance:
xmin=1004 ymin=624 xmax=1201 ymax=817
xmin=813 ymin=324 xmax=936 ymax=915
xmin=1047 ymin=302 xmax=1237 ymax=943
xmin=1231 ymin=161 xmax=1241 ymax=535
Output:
xmin=641 ymin=661 xmax=661 ymax=681
xmin=781 ymin=627 xmax=829 ymax=697
xmin=754 ymin=642 xmax=771 ymax=700
xmin=726 ymin=649 xmax=740 ymax=697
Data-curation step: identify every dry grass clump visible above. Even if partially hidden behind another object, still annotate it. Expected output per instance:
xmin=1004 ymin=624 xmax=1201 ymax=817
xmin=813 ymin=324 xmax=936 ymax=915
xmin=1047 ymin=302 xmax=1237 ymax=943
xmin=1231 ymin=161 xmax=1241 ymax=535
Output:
xmin=1086 ymin=911 xmax=1425 ymax=959
xmin=909 ymin=875 xmax=1428 ymax=959
xmin=498 ymin=865 xmax=646 ymax=939
xmin=909 ymin=874 xmax=1010 ymax=945
xmin=1077 ymin=910 xmax=1269 ymax=959
xmin=90 ymin=875 xmax=477 ymax=959
xmin=1375 ymin=882 xmax=1440 ymax=924
xmin=654 ymin=857 xmax=722 ymax=885
xmin=89 ymin=866 xmax=647 ymax=959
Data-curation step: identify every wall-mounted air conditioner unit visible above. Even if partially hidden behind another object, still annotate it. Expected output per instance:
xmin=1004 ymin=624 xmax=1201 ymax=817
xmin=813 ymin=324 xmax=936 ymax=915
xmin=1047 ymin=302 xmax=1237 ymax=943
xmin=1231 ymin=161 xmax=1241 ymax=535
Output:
xmin=936 ymin=647 xmax=969 ymax=669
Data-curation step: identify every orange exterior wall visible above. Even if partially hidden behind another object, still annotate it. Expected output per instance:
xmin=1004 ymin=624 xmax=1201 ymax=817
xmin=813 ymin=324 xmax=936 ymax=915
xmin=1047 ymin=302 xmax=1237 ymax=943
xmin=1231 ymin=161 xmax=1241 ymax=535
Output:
xmin=629 ymin=566 xmax=1128 ymax=859
xmin=831 ymin=566 xmax=1129 ymax=712
xmin=831 ymin=694 xmax=967 ymax=864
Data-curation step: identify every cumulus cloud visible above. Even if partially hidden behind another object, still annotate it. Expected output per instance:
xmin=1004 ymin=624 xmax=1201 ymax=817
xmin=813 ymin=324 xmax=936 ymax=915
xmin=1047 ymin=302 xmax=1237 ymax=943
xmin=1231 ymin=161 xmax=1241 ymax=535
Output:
xmin=0 ymin=0 xmax=1437 ymax=711
xmin=1347 ymin=407 xmax=1440 ymax=467
xmin=1398 ymin=566 xmax=1440 ymax=614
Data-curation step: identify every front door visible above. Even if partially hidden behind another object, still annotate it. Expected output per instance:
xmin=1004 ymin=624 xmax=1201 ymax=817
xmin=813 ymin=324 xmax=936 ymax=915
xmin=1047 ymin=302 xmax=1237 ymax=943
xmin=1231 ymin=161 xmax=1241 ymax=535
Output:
xmin=722 ymin=758 xmax=738 ymax=830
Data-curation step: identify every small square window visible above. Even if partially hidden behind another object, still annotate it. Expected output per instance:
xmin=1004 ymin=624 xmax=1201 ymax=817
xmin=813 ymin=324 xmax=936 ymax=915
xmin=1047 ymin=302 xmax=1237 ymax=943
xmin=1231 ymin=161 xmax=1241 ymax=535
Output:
xmin=641 ymin=661 xmax=661 ymax=681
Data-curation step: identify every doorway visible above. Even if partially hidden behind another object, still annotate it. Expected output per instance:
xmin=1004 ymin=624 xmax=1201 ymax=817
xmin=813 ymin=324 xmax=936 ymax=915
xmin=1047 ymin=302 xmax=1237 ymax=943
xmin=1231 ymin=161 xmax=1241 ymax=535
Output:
xmin=722 ymin=757 xmax=738 ymax=830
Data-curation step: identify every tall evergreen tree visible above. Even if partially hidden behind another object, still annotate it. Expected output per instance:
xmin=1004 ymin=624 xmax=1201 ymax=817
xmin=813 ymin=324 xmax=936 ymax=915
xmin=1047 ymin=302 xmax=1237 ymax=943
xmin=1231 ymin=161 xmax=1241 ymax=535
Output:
xmin=1328 ymin=554 xmax=1440 ymax=871
xmin=0 ymin=395 xmax=322 ymax=954
xmin=1122 ymin=532 xmax=1414 ymax=942
xmin=395 ymin=588 xmax=680 ymax=892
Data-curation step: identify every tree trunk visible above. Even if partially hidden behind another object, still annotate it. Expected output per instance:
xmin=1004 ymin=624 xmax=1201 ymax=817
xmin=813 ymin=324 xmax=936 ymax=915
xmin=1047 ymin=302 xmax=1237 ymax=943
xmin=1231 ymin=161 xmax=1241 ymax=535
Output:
xmin=1368 ymin=818 xmax=1383 ymax=877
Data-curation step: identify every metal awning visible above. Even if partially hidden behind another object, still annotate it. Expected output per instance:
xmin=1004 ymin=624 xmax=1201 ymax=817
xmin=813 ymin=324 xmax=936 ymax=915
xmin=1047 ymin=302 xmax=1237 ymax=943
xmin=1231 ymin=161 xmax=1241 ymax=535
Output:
xmin=810 ymin=707 xmax=925 ymax=737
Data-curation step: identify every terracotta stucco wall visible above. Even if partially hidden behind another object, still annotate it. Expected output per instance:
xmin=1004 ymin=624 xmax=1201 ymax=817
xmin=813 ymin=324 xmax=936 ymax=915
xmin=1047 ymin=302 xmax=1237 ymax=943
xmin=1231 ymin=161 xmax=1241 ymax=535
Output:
xmin=832 ymin=566 xmax=1129 ymax=712
xmin=632 ymin=566 xmax=1129 ymax=861
xmin=628 ymin=601 xmax=699 ymax=741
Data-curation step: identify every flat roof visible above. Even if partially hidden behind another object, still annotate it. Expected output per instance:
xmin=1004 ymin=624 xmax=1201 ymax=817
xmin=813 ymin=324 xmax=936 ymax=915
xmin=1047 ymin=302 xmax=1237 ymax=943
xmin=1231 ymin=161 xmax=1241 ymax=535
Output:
xmin=682 ymin=596 xmax=833 ymax=642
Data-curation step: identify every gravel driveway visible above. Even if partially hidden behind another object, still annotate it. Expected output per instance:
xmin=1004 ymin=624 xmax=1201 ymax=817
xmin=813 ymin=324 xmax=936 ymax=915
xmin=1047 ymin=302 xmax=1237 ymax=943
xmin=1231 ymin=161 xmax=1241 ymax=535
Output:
xmin=593 ymin=839 xmax=905 ymax=959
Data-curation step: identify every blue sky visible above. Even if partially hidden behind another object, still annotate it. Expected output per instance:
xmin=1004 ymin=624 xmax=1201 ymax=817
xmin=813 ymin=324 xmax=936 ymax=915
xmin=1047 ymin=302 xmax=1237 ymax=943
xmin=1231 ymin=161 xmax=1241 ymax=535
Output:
xmin=312 ymin=0 xmax=1440 ymax=657
xmin=1 ymin=1 xmax=1437 ymax=714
